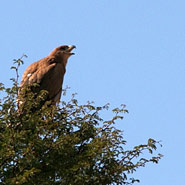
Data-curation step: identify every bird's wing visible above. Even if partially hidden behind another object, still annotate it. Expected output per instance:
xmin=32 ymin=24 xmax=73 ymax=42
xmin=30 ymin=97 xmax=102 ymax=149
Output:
xmin=20 ymin=56 xmax=65 ymax=103
xmin=20 ymin=57 xmax=55 ymax=86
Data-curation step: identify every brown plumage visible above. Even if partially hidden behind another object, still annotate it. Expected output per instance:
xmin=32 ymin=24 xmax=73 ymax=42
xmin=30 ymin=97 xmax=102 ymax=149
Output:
xmin=18 ymin=45 xmax=75 ymax=109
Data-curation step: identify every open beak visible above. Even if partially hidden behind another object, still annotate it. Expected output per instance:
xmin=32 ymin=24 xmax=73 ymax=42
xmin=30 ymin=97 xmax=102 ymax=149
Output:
xmin=67 ymin=45 xmax=76 ymax=55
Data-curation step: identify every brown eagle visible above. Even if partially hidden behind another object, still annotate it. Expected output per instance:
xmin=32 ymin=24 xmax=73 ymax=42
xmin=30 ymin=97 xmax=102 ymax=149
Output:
xmin=17 ymin=45 xmax=76 ymax=109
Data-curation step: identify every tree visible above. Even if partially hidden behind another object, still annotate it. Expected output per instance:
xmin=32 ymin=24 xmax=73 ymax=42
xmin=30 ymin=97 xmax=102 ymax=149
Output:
xmin=0 ymin=58 xmax=162 ymax=185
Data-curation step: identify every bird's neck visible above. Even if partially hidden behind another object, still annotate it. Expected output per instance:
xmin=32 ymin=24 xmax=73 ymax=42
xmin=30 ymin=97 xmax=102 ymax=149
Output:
xmin=50 ymin=52 xmax=69 ymax=67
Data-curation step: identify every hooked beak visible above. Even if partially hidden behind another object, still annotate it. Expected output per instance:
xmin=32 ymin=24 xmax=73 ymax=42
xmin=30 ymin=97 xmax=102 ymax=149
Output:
xmin=67 ymin=45 xmax=76 ymax=55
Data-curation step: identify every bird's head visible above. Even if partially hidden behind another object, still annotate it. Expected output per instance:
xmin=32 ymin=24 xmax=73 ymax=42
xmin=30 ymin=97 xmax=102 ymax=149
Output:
xmin=50 ymin=45 xmax=76 ymax=66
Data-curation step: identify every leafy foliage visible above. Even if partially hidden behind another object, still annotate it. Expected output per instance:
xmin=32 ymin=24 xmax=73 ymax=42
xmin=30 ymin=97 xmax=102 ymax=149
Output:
xmin=0 ymin=59 xmax=162 ymax=185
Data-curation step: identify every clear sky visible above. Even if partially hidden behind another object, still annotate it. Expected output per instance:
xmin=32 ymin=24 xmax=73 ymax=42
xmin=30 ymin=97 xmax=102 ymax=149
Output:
xmin=0 ymin=1 xmax=184 ymax=184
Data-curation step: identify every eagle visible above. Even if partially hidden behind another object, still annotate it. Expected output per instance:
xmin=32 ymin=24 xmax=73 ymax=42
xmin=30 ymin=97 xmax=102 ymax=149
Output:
xmin=17 ymin=45 xmax=76 ymax=110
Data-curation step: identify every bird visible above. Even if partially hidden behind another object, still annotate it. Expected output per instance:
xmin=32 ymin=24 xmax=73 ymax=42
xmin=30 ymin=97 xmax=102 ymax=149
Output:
xmin=17 ymin=45 xmax=76 ymax=110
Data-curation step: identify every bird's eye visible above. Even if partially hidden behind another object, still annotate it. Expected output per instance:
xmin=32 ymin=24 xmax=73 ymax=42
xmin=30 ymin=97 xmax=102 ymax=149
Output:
xmin=60 ymin=46 xmax=69 ymax=51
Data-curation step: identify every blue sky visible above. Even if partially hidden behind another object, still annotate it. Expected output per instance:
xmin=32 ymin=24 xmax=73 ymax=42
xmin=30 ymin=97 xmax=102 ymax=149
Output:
xmin=0 ymin=1 xmax=184 ymax=184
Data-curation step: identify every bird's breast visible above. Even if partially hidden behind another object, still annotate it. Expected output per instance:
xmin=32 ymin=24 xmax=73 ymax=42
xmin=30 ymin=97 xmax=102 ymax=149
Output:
xmin=40 ymin=63 xmax=65 ymax=100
